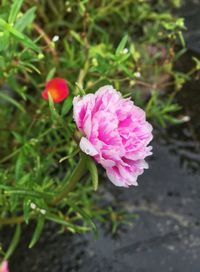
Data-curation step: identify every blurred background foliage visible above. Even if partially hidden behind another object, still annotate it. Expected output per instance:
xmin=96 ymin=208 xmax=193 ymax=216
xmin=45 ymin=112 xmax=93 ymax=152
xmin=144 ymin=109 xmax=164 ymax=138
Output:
xmin=0 ymin=0 xmax=199 ymax=260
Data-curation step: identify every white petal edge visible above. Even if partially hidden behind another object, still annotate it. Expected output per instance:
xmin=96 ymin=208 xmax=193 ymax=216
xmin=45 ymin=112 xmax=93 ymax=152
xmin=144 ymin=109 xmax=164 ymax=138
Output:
xmin=79 ymin=137 xmax=98 ymax=156
xmin=106 ymin=168 xmax=126 ymax=187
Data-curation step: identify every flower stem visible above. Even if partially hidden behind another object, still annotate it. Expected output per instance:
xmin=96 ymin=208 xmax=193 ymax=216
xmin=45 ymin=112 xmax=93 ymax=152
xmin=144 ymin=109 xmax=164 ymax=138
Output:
xmin=50 ymin=153 xmax=87 ymax=205
xmin=0 ymin=215 xmax=25 ymax=225
xmin=75 ymin=59 xmax=89 ymax=95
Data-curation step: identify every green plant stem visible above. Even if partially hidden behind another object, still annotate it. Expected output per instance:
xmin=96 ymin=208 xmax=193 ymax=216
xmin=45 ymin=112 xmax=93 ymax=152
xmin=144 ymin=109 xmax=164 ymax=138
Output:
xmin=0 ymin=215 xmax=25 ymax=225
xmin=75 ymin=59 xmax=89 ymax=95
xmin=75 ymin=15 xmax=90 ymax=96
xmin=50 ymin=153 xmax=87 ymax=205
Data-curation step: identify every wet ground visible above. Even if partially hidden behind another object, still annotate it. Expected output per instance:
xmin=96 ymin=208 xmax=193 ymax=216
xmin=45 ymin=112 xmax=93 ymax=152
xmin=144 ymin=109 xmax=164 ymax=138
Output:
xmin=176 ymin=0 xmax=200 ymax=54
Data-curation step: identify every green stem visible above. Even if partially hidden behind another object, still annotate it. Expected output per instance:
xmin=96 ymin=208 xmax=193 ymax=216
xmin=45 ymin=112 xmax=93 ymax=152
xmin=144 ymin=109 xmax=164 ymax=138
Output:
xmin=75 ymin=59 xmax=89 ymax=95
xmin=50 ymin=153 xmax=87 ymax=205
xmin=0 ymin=215 xmax=25 ymax=225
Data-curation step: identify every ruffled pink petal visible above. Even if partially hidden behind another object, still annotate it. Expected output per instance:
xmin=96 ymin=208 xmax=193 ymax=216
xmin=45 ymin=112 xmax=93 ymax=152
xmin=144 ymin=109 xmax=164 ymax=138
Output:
xmin=73 ymin=85 xmax=153 ymax=188
xmin=73 ymin=94 xmax=95 ymax=137
xmin=106 ymin=165 xmax=138 ymax=187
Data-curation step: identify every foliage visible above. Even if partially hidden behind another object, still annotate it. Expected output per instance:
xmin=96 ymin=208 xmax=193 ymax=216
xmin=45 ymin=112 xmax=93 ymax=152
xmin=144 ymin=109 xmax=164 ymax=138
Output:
xmin=0 ymin=0 xmax=197 ymax=261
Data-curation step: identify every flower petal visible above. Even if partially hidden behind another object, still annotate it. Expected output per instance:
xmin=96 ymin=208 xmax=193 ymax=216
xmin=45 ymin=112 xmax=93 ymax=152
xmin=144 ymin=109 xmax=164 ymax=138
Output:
xmin=106 ymin=165 xmax=138 ymax=187
xmin=0 ymin=261 xmax=9 ymax=272
xmin=73 ymin=85 xmax=153 ymax=188
xmin=42 ymin=77 xmax=69 ymax=103
xmin=79 ymin=137 xmax=98 ymax=156
xmin=73 ymin=94 xmax=95 ymax=137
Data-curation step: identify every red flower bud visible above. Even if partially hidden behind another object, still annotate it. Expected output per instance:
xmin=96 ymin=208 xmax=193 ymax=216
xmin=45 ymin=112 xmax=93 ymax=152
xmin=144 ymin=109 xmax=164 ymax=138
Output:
xmin=42 ymin=77 xmax=69 ymax=103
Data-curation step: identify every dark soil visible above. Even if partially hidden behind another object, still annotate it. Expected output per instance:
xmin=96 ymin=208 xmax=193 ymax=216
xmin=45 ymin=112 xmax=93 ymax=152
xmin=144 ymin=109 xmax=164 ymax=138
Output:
xmin=176 ymin=0 xmax=200 ymax=54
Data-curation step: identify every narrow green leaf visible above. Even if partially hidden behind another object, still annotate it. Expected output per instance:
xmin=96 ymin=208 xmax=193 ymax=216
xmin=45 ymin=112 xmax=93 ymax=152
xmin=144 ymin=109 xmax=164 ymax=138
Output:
xmin=5 ymin=224 xmax=21 ymax=260
xmin=29 ymin=215 xmax=45 ymax=248
xmin=23 ymin=198 xmax=31 ymax=224
xmin=9 ymin=26 xmax=40 ymax=52
xmin=0 ymin=148 xmax=20 ymax=163
xmin=0 ymin=18 xmax=7 ymax=29
xmin=2 ymin=187 xmax=54 ymax=199
xmin=15 ymin=7 xmax=36 ymax=32
xmin=193 ymin=57 xmax=200 ymax=70
xmin=46 ymin=67 xmax=56 ymax=81
xmin=48 ymin=93 xmax=64 ymax=126
xmin=178 ymin=31 xmax=186 ymax=48
xmin=86 ymin=157 xmax=99 ymax=191
xmin=61 ymin=95 xmax=73 ymax=116
xmin=15 ymin=150 xmax=25 ymax=180
xmin=0 ymin=92 xmax=25 ymax=113
xmin=8 ymin=0 xmax=23 ymax=24
xmin=116 ymin=34 xmax=128 ymax=55
xmin=46 ymin=213 xmax=89 ymax=233
xmin=21 ymin=62 xmax=41 ymax=74
xmin=70 ymin=30 xmax=84 ymax=45
xmin=12 ymin=131 xmax=23 ymax=143
xmin=0 ymin=31 xmax=9 ymax=51
xmin=0 ymin=56 xmax=5 ymax=67
xmin=67 ymin=200 xmax=97 ymax=237
xmin=48 ymin=93 xmax=58 ymax=120
xmin=59 ymin=147 xmax=79 ymax=163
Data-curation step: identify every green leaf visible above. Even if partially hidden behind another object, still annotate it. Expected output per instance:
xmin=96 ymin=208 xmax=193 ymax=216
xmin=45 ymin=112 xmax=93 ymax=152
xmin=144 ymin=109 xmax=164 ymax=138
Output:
xmin=0 ymin=56 xmax=5 ymax=67
xmin=9 ymin=26 xmax=40 ymax=52
xmin=0 ymin=18 xmax=39 ymax=52
xmin=175 ymin=18 xmax=186 ymax=29
xmin=61 ymin=95 xmax=73 ymax=116
xmin=0 ymin=18 xmax=7 ymax=29
xmin=46 ymin=67 xmax=56 ymax=81
xmin=5 ymin=224 xmax=21 ymax=260
xmin=29 ymin=215 xmax=45 ymax=248
xmin=178 ymin=31 xmax=185 ymax=48
xmin=15 ymin=7 xmax=36 ymax=32
xmin=2 ymin=186 xmax=54 ymax=199
xmin=23 ymin=198 xmax=31 ymax=224
xmin=116 ymin=34 xmax=128 ymax=55
xmin=59 ymin=147 xmax=79 ymax=163
xmin=15 ymin=150 xmax=25 ymax=180
xmin=0 ymin=92 xmax=25 ymax=113
xmin=70 ymin=30 xmax=84 ymax=45
xmin=115 ymin=52 xmax=130 ymax=64
xmin=0 ymin=31 xmax=9 ymax=51
xmin=48 ymin=93 xmax=60 ymax=121
xmin=67 ymin=200 xmax=98 ymax=237
xmin=20 ymin=61 xmax=41 ymax=74
xmin=193 ymin=57 xmax=200 ymax=70
xmin=86 ymin=156 xmax=98 ymax=191
xmin=8 ymin=0 xmax=23 ymax=24
xmin=12 ymin=131 xmax=23 ymax=143
xmin=46 ymin=213 xmax=90 ymax=233
xmin=48 ymin=93 xmax=65 ymax=126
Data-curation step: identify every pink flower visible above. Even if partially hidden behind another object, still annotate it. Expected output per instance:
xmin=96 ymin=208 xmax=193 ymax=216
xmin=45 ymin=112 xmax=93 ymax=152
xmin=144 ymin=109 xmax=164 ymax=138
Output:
xmin=0 ymin=261 xmax=9 ymax=272
xmin=42 ymin=77 xmax=69 ymax=103
xmin=73 ymin=85 xmax=153 ymax=187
